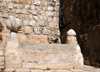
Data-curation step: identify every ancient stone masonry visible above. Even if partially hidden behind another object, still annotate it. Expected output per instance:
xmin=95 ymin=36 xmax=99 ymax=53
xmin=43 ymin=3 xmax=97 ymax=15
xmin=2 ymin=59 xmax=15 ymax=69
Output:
xmin=0 ymin=0 xmax=60 ymax=44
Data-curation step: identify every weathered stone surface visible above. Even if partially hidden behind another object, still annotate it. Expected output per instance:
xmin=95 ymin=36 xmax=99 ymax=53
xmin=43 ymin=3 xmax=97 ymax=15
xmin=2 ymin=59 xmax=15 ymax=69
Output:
xmin=18 ymin=35 xmax=27 ymax=43
xmin=3 ymin=13 xmax=8 ymax=18
xmin=23 ymin=20 xmax=29 ymax=25
xmin=19 ymin=0 xmax=26 ymax=3
xmin=0 ymin=51 xmax=3 ymax=56
xmin=42 ymin=27 xmax=51 ymax=35
xmin=49 ymin=22 xmax=58 ymax=28
xmin=8 ymin=3 xmax=13 ymax=9
xmin=29 ymin=11 xmax=37 ymax=15
xmin=16 ymin=9 xmax=27 ymax=14
xmin=25 ymin=26 xmax=32 ymax=34
xmin=29 ymin=20 xmax=36 ymax=26
xmin=2 ymin=26 xmax=10 ymax=32
xmin=4 ymin=68 xmax=15 ymax=72
xmin=31 ymin=70 xmax=44 ymax=72
xmin=46 ymin=11 xmax=55 ymax=16
xmin=28 ymin=0 xmax=32 ymax=5
xmin=47 ymin=6 xmax=53 ymax=11
xmin=7 ymin=16 xmax=22 ymax=32
xmin=1 ymin=2 xmax=6 ymax=7
xmin=25 ymin=5 xmax=30 ymax=9
xmin=16 ymin=69 xmax=30 ymax=72
xmin=17 ymin=43 xmax=83 ymax=69
xmin=5 ymin=41 xmax=21 ymax=68
xmin=28 ymin=35 xmax=47 ymax=43
xmin=31 ymin=5 xmax=35 ymax=10
xmin=33 ymin=27 xmax=42 ymax=35
xmin=34 ymin=1 xmax=41 ymax=6
xmin=14 ymin=4 xmax=19 ymax=8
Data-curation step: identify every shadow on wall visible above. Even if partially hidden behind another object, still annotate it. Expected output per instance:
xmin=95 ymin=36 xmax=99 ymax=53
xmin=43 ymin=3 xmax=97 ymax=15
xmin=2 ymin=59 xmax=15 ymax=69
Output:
xmin=59 ymin=0 xmax=100 ymax=67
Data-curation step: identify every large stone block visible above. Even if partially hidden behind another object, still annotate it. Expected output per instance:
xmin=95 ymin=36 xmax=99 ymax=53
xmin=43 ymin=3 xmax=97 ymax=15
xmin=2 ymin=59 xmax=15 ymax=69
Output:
xmin=5 ymin=41 xmax=21 ymax=68
xmin=28 ymin=35 xmax=47 ymax=43
xmin=18 ymin=43 xmax=84 ymax=69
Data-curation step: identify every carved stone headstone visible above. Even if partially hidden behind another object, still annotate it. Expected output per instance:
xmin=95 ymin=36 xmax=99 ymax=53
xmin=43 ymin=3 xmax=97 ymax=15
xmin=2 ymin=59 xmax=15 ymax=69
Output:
xmin=5 ymin=16 xmax=22 ymax=68
xmin=67 ymin=29 xmax=84 ymax=68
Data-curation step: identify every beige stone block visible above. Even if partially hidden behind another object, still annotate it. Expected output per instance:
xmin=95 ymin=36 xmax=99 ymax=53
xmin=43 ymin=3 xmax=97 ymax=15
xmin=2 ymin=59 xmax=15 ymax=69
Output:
xmin=18 ymin=27 xmax=24 ymax=33
xmin=28 ymin=35 xmax=47 ymax=43
xmin=11 ymin=10 xmax=15 ymax=13
xmin=16 ymin=69 xmax=30 ymax=72
xmin=3 ymin=13 xmax=8 ymax=18
xmin=2 ymin=26 xmax=10 ymax=33
xmin=8 ymin=3 xmax=13 ymax=9
xmin=31 ymin=70 xmax=44 ymax=72
xmin=28 ymin=0 xmax=32 ymax=5
xmin=2 ymin=33 xmax=10 ymax=44
xmin=25 ymin=26 xmax=32 ymax=34
xmin=49 ymin=22 xmax=58 ymax=28
xmin=0 ymin=51 xmax=3 ymax=56
xmin=56 ymin=70 xmax=71 ymax=72
xmin=1 ymin=2 xmax=6 ymax=7
xmin=19 ymin=0 xmax=26 ymax=3
xmin=25 ymin=5 xmax=30 ymax=9
xmin=19 ymin=35 xmax=27 ymax=43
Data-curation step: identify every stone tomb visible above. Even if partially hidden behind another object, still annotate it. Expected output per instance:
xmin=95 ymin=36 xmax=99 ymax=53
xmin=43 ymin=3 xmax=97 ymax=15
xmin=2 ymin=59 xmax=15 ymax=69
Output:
xmin=5 ymin=42 xmax=83 ymax=69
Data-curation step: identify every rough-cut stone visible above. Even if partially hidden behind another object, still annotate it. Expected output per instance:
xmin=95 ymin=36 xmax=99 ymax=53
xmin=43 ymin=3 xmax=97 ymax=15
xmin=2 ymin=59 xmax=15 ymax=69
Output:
xmin=25 ymin=5 xmax=30 ymax=9
xmin=42 ymin=27 xmax=51 ymax=35
xmin=2 ymin=26 xmax=10 ymax=33
xmin=29 ymin=20 xmax=36 ymax=26
xmin=25 ymin=26 xmax=32 ymax=34
xmin=31 ymin=70 xmax=44 ymax=72
xmin=15 ymin=0 xmax=19 ymax=3
xmin=33 ymin=27 xmax=42 ymax=35
xmin=31 ymin=5 xmax=35 ymax=10
xmin=28 ymin=35 xmax=47 ymax=43
xmin=28 ymin=0 xmax=32 ymax=5
xmin=14 ymin=4 xmax=19 ymax=8
xmin=1 ymin=8 xmax=10 ymax=13
xmin=1 ymin=2 xmax=6 ymax=7
xmin=23 ymin=20 xmax=29 ymax=25
xmin=19 ymin=0 xmax=26 ymax=3
xmin=29 ymin=11 xmax=37 ymax=15
xmin=19 ymin=35 xmax=27 ymax=43
xmin=0 ymin=51 xmax=3 ymax=56
xmin=11 ymin=10 xmax=15 ymax=13
xmin=16 ymin=9 xmax=27 ymax=14
xmin=46 ymin=11 xmax=55 ymax=16
xmin=47 ymin=6 xmax=53 ymax=11
xmin=20 ymin=4 xmax=24 ymax=9
xmin=41 ymin=1 xmax=47 ymax=6
xmin=3 ymin=13 xmax=8 ymax=18
xmin=34 ymin=1 xmax=41 ymax=6
xmin=49 ymin=22 xmax=58 ymax=28
xmin=8 ymin=3 xmax=13 ymax=9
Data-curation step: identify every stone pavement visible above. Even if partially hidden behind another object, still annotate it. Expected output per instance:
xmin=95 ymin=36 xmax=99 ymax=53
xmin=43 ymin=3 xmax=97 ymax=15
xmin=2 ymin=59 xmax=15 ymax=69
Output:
xmin=1 ymin=65 xmax=100 ymax=72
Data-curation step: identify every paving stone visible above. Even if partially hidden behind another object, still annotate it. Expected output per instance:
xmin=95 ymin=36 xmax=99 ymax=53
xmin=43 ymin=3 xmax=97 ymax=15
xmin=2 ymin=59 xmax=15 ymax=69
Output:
xmin=56 ymin=70 xmax=71 ymax=72
xmin=31 ymin=70 xmax=44 ymax=72
xmin=16 ymin=68 xmax=30 ymax=72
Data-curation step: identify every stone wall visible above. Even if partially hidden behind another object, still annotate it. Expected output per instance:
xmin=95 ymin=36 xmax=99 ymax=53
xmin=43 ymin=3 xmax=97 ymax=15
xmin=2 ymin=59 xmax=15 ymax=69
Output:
xmin=0 ymin=0 xmax=60 ymax=44
xmin=61 ymin=0 xmax=100 ymax=67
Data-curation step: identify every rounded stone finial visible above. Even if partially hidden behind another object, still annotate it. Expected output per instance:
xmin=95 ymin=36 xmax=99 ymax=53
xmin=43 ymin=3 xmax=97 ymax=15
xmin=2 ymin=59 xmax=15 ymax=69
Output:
xmin=7 ymin=16 xmax=22 ymax=32
xmin=67 ymin=29 xmax=76 ymax=36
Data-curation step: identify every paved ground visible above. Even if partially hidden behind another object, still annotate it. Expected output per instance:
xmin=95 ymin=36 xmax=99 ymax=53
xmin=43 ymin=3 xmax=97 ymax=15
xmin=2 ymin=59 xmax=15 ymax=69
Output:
xmin=1 ymin=65 xmax=100 ymax=72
